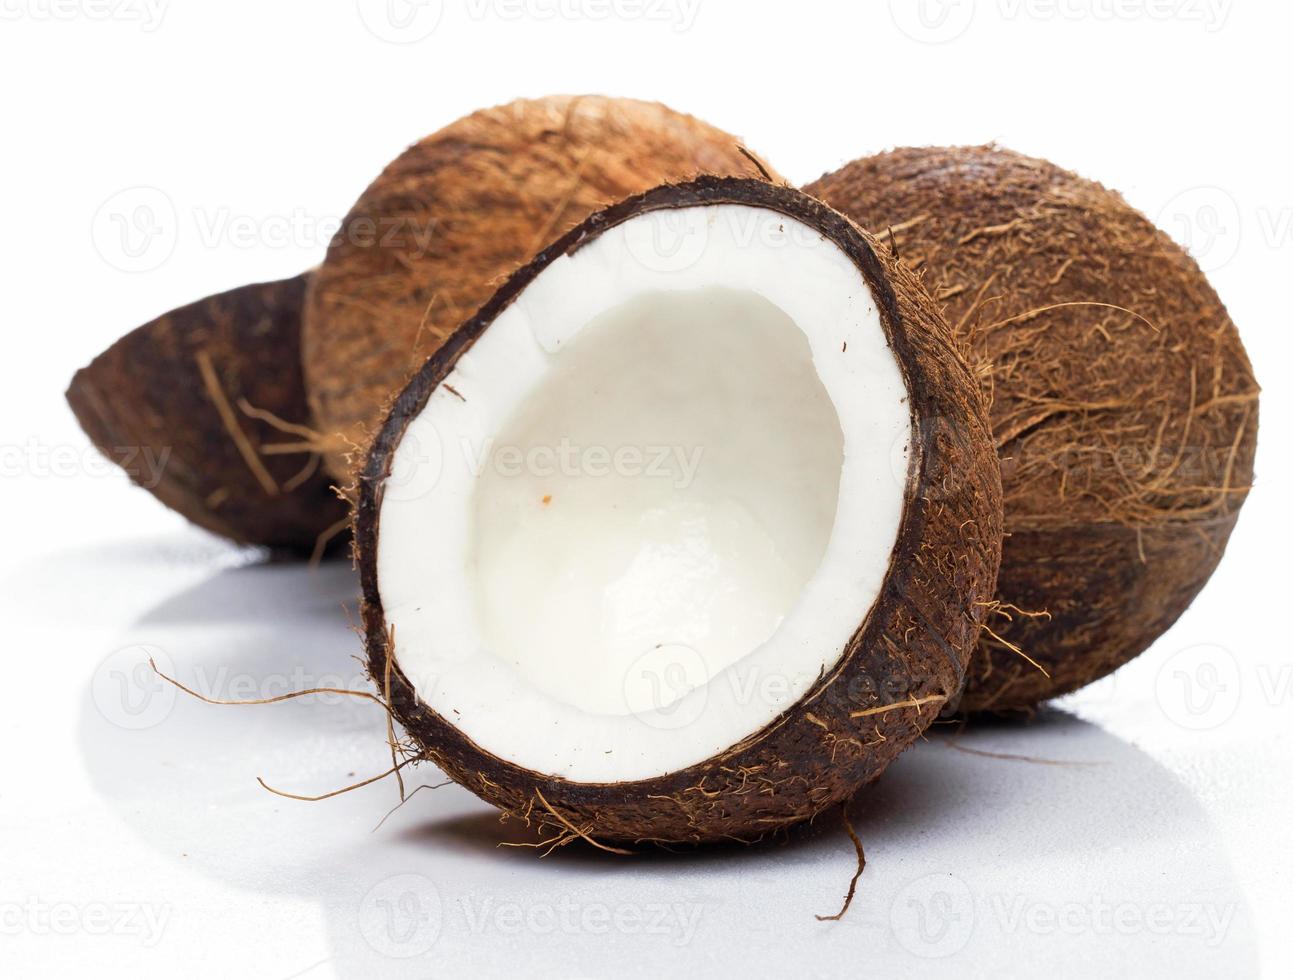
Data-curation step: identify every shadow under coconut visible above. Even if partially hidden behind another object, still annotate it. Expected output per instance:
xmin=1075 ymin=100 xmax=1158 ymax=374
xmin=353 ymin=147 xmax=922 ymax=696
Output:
xmin=75 ymin=560 xmax=1258 ymax=979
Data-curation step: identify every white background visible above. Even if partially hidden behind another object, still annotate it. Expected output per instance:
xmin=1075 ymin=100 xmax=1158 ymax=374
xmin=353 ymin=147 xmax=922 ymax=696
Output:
xmin=1 ymin=1 xmax=1289 ymax=976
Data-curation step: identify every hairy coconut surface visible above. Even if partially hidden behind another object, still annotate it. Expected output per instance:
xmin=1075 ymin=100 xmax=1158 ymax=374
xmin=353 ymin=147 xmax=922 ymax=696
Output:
xmin=356 ymin=178 xmax=1002 ymax=845
xmin=66 ymin=275 xmax=348 ymax=554
xmin=302 ymin=94 xmax=779 ymax=481
xmin=807 ymin=145 xmax=1259 ymax=712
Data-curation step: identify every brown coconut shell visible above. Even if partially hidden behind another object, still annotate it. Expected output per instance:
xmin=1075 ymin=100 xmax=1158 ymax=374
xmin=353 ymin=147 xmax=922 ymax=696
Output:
xmin=355 ymin=178 xmax=1003 ymax=845
xmin=66 ymin=275 xmax=348 ymax=554
xmin=807 ymin=146 xmax=1259 ymax=712
xmin=302 ymin=94 xmax=780 ymax=481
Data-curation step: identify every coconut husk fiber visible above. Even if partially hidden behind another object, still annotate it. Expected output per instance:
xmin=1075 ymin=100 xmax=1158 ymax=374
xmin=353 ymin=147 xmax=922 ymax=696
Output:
xmin=807 ymin=145 xmax=1258 ymax=712
xmin=302 ymin=94 xmax=781 ymax=481
xmin=66 ymin=274 xmax=348 ymax=554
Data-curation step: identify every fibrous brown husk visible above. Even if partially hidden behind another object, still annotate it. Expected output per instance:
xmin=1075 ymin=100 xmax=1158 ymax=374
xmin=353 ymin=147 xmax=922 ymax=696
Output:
xmin=807 ymin=145 xmax=1259 ymax=712
xmin=66 ymin=275 xmax=348 ymax=554
xmin=355 ymin=178 xmax=1003 ymax=844
xmin=302 ymin=94 xmax=781 ymax=481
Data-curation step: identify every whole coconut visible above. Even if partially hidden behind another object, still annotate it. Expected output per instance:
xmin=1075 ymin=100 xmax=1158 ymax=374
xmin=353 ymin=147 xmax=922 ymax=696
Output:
xmin=303 ymin=94 xmax=779 ymax=479
xmin=807 ymin=145 xmax=1258 ymax=712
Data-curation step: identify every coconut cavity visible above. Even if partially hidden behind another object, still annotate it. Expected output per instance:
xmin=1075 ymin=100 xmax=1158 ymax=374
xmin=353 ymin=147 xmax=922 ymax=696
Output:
xmin=360 ymin=178 xmax=1003 ymax=842
xmin=376 ymin=200 xmax=911 ymax=783
xmin=807 ymin=145 xmax=1259 ymax=712
xmin=304 ymin=94 xmax=780 ymax=482
xmin=472 ymin=288 xmax=845 ymax=720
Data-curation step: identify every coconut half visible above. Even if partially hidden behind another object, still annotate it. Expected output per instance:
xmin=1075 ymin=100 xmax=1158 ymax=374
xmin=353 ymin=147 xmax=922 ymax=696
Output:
xmin=357 ymin=178 xmax=1002 ymax=843
xmin=66 ymin=275 xmax=348 ymax=554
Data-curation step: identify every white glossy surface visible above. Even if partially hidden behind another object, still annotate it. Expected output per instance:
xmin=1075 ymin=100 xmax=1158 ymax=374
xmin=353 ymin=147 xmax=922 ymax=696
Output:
xmin=2 ymin=532 xmax=1286 ymax=978
xmin=472 ymin=288 xmax=844 ymax=717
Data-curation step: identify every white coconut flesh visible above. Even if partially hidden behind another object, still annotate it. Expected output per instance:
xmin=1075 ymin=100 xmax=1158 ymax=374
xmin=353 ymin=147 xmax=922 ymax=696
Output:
xmin=377 ymin=204 xmax=912 ymax=783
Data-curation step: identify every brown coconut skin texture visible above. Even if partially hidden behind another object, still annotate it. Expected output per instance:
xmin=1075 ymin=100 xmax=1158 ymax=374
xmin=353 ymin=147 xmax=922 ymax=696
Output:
xmin=356 ymin=178 xmax=1003 ymax=845
xmin=66 ymin=275 xmax=348 ymax=554
xmin=303 ymin=94 xmax=779 ymax=481
xmin=807 ymin=146 xmax=1259 ymax=712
